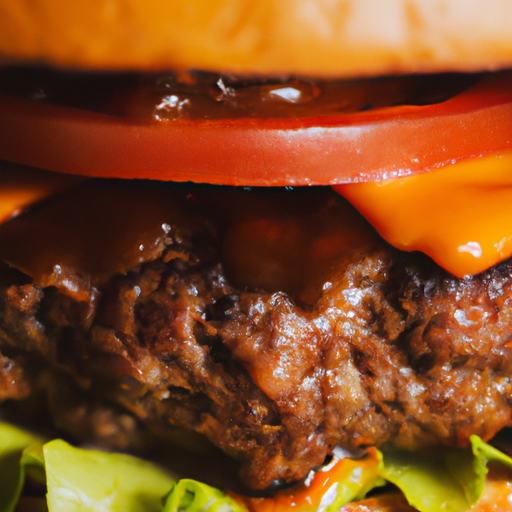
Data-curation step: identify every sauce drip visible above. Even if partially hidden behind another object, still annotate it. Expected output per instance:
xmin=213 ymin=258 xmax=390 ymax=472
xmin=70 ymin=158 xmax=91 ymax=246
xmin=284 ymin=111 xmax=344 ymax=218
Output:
xmin=0 ymin=179 xmax=377 ymax=302
xmin=219 ymin=191 xmax=376 ymax=303
xmin=237 ymin=448 xmax=381 ymax=512
xmin=0 ymin=180 xmax=214 ymax=297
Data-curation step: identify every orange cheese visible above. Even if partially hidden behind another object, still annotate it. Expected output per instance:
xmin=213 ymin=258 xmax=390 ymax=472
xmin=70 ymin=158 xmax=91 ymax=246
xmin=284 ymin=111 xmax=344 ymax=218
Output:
xmin=337 ymin=152 xmax=512 ymax=277
xmin=0 ymin=161 xmax=84 ymax=224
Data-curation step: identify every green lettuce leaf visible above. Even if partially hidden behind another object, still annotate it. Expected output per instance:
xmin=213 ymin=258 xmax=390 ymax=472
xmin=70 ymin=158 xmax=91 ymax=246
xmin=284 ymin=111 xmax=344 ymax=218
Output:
xmin=0 ymin=422 xmax=41 ymax=512
xmin=162 ymin=479 xmax=246 ymax=512
xmin=380 ymin=449 xmax=470 ymax=512
xmin=21 ymin=442 xmax=46 ymax=485
xmin=4 ymin=419 xmax=512 ymax=512
xmin=43 ymin=439 xmax=176 ymax=512
xmin=380 ymin=435 xmax=512 ymax=512
xmin=445 ymin=434 xmax=512 ymax=505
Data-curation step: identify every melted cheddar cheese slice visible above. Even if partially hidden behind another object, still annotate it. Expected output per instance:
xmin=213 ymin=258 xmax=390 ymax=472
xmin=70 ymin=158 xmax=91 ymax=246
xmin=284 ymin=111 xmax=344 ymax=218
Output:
xmin=338 ymin=152 xmax=512 ymax=277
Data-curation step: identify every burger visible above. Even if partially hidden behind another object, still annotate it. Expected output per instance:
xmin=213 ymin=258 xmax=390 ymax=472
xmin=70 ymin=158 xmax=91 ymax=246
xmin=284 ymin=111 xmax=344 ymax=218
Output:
xmin=1 ymin=0 xmax=512 ymax=510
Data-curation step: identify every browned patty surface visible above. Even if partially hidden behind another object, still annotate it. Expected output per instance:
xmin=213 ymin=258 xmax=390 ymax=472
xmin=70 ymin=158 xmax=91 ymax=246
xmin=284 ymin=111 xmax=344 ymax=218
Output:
xmin=0 ymin=180 xmax=512 ymax=489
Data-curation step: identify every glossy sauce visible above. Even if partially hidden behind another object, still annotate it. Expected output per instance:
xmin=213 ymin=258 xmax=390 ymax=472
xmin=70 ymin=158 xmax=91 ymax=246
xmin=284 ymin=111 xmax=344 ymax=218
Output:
xmin=128 ymin=73 xmax=473 ymax=121
xmin=237 ymin=448 xmax=381 ymax=512
xmin=0 ymin=67 xmax=474 ymax=120
xmin=473 ymin=463 xmax=512 ymax=511
xmin=0 ymin=177 xmax=377 ymax=302
xmin=0 ymin=179 xmax=212 ymax=296
xmin=218 ymin=190 xmax=377 ymax=303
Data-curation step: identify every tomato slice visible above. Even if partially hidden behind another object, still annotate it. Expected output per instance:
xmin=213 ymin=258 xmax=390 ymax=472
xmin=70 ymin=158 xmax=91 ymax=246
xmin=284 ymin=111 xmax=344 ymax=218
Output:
xmin=0 ymin=72 xmax=511 ymax=186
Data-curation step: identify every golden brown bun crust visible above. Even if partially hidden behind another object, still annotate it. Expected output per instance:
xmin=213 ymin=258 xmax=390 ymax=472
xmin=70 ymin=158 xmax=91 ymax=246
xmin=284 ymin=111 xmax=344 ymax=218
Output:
xmin=2 ymin=0 xmax=512 ymax=76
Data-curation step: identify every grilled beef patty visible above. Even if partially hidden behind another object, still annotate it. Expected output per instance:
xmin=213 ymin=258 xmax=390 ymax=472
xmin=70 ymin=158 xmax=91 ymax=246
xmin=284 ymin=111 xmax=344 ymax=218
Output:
xmin=0 ymin=180 xmax=512 ymax=489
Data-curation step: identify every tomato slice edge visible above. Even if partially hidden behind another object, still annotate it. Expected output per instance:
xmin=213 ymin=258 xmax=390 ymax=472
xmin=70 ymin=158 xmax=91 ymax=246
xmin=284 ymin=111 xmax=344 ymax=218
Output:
xmin=0 ymin=72 xmax=511 ymax=186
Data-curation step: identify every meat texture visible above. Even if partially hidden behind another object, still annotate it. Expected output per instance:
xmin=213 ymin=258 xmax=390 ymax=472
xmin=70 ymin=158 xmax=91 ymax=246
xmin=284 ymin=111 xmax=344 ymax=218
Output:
xmin=1 ymin=184 xmax=512 ymax=489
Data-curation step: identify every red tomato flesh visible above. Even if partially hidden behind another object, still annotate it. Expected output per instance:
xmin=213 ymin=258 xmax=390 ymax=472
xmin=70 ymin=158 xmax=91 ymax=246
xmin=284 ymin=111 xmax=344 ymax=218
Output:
xmin=0 ymin=72 xmax=511 ymax=185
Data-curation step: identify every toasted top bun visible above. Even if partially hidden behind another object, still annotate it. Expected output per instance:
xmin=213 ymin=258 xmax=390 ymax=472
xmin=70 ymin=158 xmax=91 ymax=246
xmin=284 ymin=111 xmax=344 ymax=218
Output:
xmin=1 ymin=0 xmax=512 ymax=76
